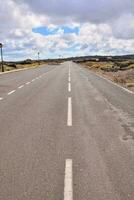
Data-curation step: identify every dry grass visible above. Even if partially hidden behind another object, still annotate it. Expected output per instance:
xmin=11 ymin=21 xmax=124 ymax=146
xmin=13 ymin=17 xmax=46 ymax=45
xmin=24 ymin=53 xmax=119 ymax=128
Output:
xmin=82 ymin=60 xmax=134 ymax=91
xmin=1 ymin=62 xmax=40 ymax=72
xmin=1 ymin=60 xmax=63 ymax=72
xmin=83 ymin=61 xmax=114 ymax=70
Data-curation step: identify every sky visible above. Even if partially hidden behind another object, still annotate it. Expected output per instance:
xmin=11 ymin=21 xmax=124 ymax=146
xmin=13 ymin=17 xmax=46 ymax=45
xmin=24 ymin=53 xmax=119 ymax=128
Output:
xmin=0 ymin=0 xmax=134 ymax=60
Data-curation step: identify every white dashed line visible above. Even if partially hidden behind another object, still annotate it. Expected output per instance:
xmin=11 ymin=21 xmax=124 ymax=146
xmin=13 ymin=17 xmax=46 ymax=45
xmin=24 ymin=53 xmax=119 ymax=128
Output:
xmin=26 ymin=82 xmax=31 ymax=85
xmin=68 ymin=76 xmax=71 ymax=82
xmin=64 ymin=159 xmax=73 ymax=200
xmin=8 ymin=90 xmax=16 ymax=95
xmin=68 ymin=83 xmax=71 ymax=92
xmin=67 ymin=97 xmax=72 ymax=126
xmin=1 ymin=73 xmax=45 ymax=101
xmin=18 ymin=85 xmax=24 ymax=89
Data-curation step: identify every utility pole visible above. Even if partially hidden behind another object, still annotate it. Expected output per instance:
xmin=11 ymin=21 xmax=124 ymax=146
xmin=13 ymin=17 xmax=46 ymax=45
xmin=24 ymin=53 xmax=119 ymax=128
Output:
xmin=0 ymin=43 xmax=4 ymax=72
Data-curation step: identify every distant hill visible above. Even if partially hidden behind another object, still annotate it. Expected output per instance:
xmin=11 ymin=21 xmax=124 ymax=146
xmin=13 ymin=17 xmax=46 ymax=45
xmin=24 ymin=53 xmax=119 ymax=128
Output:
xmin=71 ymin=54 xmax=134 ymax=62
xmin=2 ymin=54 xmax=134 ymax=64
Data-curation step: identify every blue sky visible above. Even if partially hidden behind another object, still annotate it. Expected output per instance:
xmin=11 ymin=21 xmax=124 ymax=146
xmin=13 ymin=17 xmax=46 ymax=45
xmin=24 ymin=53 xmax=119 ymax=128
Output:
xmin=0 ymin=0 xmax=134 ymax=60
xmin=32 ymin=26 xmax=79 ymax=36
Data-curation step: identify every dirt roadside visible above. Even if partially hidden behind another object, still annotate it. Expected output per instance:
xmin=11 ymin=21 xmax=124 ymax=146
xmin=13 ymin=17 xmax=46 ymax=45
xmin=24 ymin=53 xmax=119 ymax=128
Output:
xmin=80 ymin=60 xmax=134 ymax=92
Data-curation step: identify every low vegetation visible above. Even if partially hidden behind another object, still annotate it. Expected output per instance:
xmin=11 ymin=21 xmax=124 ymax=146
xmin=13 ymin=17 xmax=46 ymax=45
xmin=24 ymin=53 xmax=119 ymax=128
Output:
xmin=0 ymin=59 xmax=63 ymax=72
xmin=75 ymin=56 xmax=134 ymax=92
xmin=1 ymin=55 xmax=134 ymax=91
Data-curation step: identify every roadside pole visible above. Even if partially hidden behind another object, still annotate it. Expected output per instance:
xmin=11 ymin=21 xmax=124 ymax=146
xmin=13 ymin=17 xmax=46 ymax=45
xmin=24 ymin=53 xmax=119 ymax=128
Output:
xmin=0 ymin=43 xmax=4 ymax=72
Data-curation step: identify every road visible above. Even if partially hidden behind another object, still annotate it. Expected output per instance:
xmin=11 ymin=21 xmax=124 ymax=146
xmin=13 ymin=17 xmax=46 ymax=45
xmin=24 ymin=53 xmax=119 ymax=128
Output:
xmin=0 ymin=61 xmax=134 ymax=200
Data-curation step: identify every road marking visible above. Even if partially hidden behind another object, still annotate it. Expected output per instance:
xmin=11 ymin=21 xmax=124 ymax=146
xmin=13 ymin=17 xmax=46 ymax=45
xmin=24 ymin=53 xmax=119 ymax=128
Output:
xmin=64 ymin=159 xmax=73 ymax=200
xmin=0 ymin=97 xmax=3 ymax=101
xmin=68 ymin=83 xmax=71 ymax=92
xmin=36 ymin=77 xmax=39 ymax=80
xmin=26 ymin=82 xmax=31 ymax=85
xmin=67 ymin=97 xmax=72 ymax=126
xmin=31 ymin=79 xmax=35 ymax=82
xmin=68 ymin=76 xmax=71 ymax=82
xmin=18 ymin=85 xmax=24 ymax=89
xmin=91 ymin=71 xmax=134 ymax=95
xmin=8 ymin=90 xmax=16 ymax=95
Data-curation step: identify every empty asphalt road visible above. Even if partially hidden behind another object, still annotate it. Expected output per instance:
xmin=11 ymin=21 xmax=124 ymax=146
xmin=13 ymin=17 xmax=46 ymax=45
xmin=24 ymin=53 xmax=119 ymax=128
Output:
xmin=0 ymin=62 xmax=134 ymax=200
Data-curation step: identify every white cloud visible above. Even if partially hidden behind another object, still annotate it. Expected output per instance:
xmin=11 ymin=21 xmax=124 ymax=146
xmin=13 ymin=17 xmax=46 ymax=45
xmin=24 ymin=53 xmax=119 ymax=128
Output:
xmin=112 ymin=14 xmax=134 ymax=39
xmin=0 ymin=0 xmax=134 ymax=60
xmin=17 ymin=0 xmax=134 ymax=24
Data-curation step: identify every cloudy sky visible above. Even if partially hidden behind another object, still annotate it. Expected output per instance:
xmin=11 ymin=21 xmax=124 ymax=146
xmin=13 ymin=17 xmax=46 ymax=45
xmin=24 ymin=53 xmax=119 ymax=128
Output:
xmin=0 ymin=0 xmax=134 ymax=60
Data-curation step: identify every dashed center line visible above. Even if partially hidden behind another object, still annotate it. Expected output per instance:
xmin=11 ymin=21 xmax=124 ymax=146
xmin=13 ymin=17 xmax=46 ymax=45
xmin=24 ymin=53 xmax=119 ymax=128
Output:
xmin=67 ymin=97 xmax=72 ymax=126
xmin=26 ymin=82 xmax=31 ymax=85
xmin=7 ymin=90 xmax=16 ymax=95
xmin=68 ymin=76 xmax=71 ymax=82
xmin=18 ymin=85 xmax=24 ymax=89
xmin=0 ymin=73 xmax=46 ymax=101
xmin=68 ymin=82 xmax=71 ymax=92
xmin=64 ymin=159 xmax=73 ymax=200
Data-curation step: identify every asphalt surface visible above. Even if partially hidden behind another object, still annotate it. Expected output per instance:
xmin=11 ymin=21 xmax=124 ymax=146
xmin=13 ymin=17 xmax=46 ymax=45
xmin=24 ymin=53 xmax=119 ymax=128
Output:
xmin=0 ymin=61 xmax=134 ymax=200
